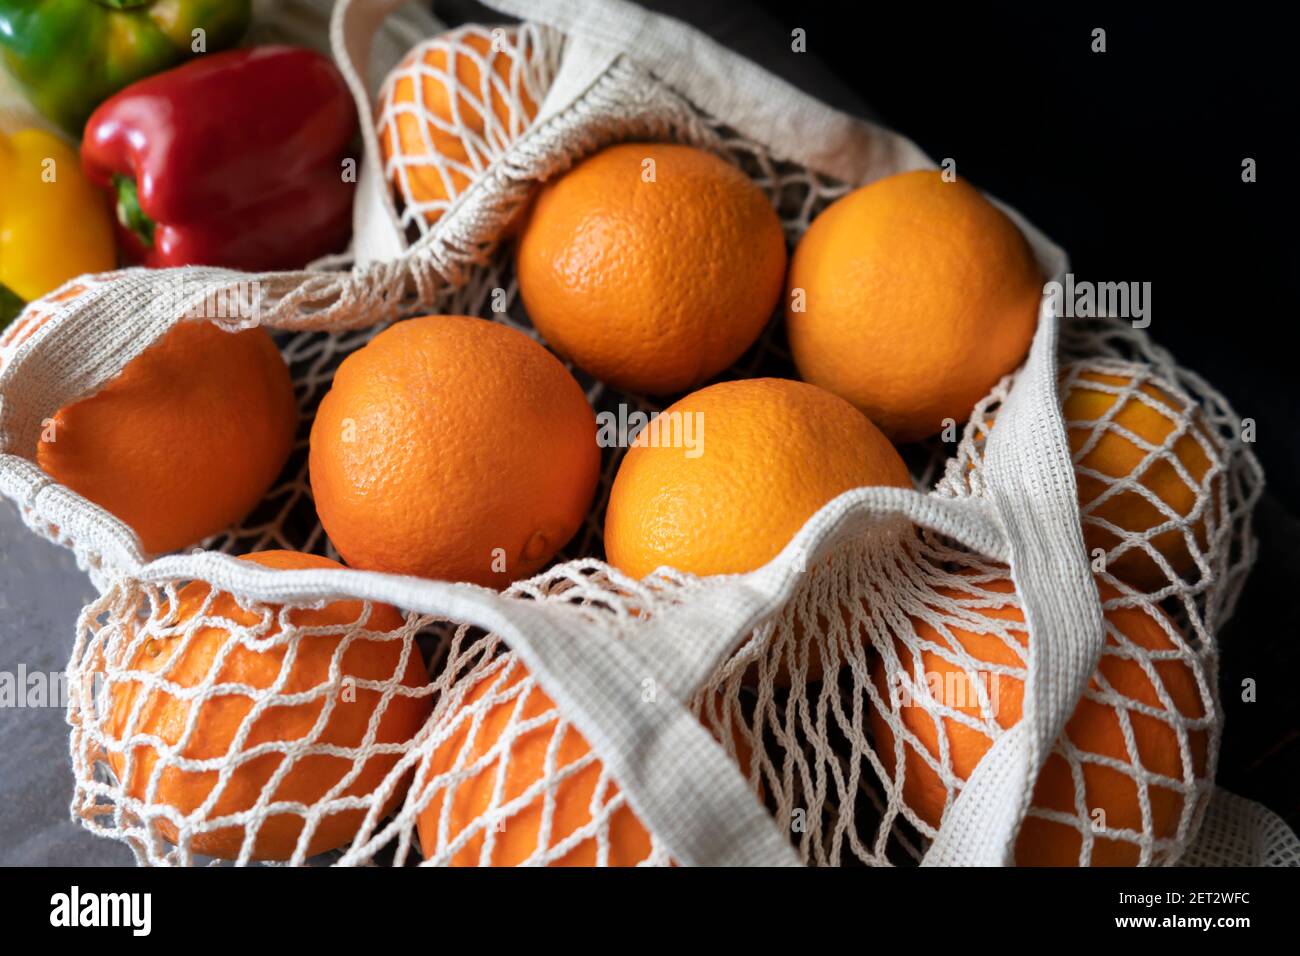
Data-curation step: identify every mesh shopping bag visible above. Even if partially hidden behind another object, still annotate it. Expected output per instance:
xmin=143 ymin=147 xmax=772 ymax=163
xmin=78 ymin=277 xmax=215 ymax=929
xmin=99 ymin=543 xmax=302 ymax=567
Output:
xmin=0 ymin=0 xmax=1293 ymax=866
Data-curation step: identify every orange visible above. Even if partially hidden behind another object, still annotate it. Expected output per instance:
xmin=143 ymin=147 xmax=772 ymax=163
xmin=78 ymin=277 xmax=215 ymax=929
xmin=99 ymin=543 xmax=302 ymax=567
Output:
xmin=1063 ymin=366 xmax=1215 ymax=590
xmin=785 ymin=169 xmax=1043 ymax=442
xmin=378 ymin=25 xmax=539 ymax=227
xmin=604 ymin=377 xmax=910 ymax=579
xmin=106 ymin=551 xmax=432 ymax=861
xmin=516 ymin=142 xmax=788 ymax=395
xmin=309 ymin=315 xmax=599 ymax=587
xmin=869 ymin=571 xmax=1209 ymax=866
xmin=37 ymin=320 xmax=296 ymax=554
xmin=417 ymin=662 xmax=654 ymax=865
xmin=416 ymin=660 xmax=758 ymax=865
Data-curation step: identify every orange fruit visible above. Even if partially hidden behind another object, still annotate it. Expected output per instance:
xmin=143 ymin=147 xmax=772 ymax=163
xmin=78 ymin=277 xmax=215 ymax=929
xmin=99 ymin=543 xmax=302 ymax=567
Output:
xmin=869 ymin=571 xmax=1209 ymax=866
xmin=417 ymin=659 xmax=758 ymax=865
xmin=309 ymin=315 xmax=599 ymax=587
xmin=785 ymin=169 xmax=1043 ymax=442
xmin=37 ymin=321 xmax=296 ymax=554
xmin=604 ymin=378 xmax=910 ymax=579
xmin=516 ymin=142 xmax=788 ymax=395
xmin=106 ymin=551 xmax=432 ymax=861
xmin=1063 ymin=366 xmax=1215 ymax=590
xmin=417 ymin=662 xmax=654 ymax=865
xmin=377 ymin=25 xmax=539 ymax=227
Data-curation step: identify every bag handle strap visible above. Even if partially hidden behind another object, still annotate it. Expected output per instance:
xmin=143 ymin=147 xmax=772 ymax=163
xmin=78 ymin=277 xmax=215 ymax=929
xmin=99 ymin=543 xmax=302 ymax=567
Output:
xmin=133 ymin=549 xmax=804 ymax=866
xmin=922 ymin=290 xmax=1106 ymax=866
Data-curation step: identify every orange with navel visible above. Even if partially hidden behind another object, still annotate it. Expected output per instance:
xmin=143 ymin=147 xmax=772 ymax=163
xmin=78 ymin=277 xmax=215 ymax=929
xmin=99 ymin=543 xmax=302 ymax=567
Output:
xmin=309 ymin=315 xmax=599 ymax=587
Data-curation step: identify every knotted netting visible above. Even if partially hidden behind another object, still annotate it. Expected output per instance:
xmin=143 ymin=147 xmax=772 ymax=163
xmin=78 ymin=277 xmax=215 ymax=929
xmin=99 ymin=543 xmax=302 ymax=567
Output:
xmin=375 ymin=23 xmax=560 ymax=240
xmin=0 ymin=0 xmax=1292 ymax=867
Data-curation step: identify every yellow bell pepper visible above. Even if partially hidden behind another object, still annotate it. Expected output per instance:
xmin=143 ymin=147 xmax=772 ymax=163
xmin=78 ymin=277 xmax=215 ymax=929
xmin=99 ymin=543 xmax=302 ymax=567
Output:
xmin=0 ymin=128 xmax=116 ymax=328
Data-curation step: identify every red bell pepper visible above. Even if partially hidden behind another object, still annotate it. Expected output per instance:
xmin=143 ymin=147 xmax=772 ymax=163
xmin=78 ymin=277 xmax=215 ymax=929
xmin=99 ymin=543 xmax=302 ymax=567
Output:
xmin=81 ymin=46 xmax=357 ymax=272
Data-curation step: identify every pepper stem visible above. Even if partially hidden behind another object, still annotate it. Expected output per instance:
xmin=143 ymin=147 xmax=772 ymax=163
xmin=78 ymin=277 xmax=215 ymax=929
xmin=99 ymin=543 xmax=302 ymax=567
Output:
xmin=113 ymin=174 xmax=156 ymax=250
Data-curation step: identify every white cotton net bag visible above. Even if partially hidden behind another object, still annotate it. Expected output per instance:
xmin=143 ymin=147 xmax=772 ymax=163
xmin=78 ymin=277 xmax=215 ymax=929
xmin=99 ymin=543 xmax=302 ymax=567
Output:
xmin=374 ymin=23 xmax=560 ymax=240
xmin=0 ymin=0 xmax=1293 ymax=867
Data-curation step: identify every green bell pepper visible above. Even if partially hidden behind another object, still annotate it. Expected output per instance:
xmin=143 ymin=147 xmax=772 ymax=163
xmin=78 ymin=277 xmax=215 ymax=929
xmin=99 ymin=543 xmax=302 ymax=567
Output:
xmin=0 ymin=0 xmax=252 ymax=136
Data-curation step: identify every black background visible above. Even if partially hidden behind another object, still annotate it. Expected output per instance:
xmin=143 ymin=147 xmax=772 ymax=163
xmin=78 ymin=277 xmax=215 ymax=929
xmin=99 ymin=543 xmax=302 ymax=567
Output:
xmin=443 ymin=0 xmax=1299 ymax=827
xmin=739 ymin=3 xmax=1300 ymax=826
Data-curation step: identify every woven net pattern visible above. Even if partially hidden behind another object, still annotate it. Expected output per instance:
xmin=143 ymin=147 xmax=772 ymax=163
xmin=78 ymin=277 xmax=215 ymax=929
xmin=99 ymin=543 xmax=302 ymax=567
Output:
xmin=704 ymin=530 xmax=1220 ymax=866
xmin=70 ymin=572 xmax=435 ymax=866
xmin=0 ymin=22 xmax=1276 ymax=866
xmin=375 ymin=24 xmax=561 ymax=241
xmin=1178 ymin=789 xmax=1300 ymax=867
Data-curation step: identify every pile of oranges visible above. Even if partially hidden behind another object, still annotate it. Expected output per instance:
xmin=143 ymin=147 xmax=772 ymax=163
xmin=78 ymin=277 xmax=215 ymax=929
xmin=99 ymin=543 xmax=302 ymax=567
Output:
xmin=19 ymin=26 xmax=1221 ymax=866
